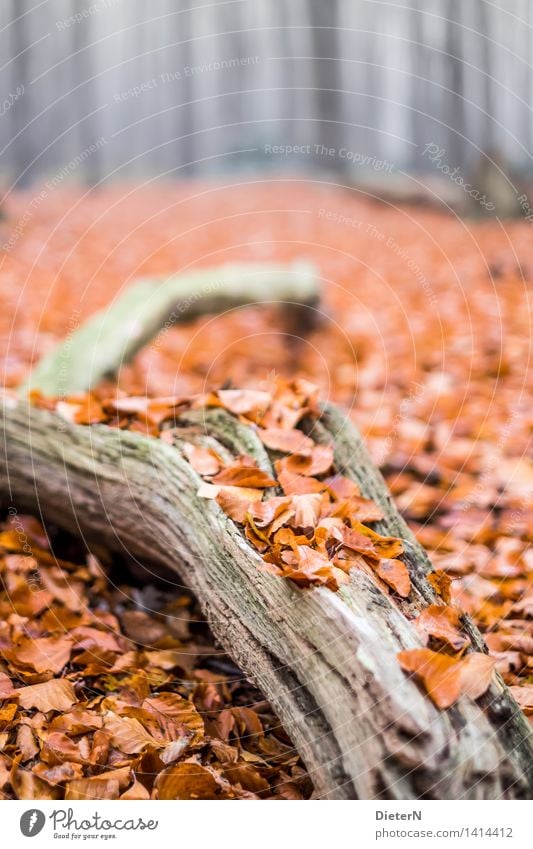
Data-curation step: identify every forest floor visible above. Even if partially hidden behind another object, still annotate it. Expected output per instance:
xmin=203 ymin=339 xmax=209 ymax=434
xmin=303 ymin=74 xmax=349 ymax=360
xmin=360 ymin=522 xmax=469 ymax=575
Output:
xmin=0 ymin=178 xmax=531 ymax=798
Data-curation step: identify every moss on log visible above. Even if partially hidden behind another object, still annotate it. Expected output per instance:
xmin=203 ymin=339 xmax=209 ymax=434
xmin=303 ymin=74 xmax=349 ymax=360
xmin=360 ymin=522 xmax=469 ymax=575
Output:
xmin=1 ymin=398 xmax=531 ymax=799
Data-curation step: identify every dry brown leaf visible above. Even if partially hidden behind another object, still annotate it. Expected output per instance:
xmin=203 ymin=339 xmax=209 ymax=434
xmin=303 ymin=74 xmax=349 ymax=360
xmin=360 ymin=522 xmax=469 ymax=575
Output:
xmin=376 ymin=559 xmax=411 ymax=598
xmin=103 ymin=711 xmax=163 ymax=754
xmin=5 ymin=637 xmax=73 ymax=674
xmin=459 ymin=652 xmax=496 ymax=700
xmin=16 ymin=725 xmax=39 ymax=762
xmin=258 ymin=428 xmax=315 ymax=454
xmin=160 ymin=734 xmax=194 ymax=765
xmin=397 ymin=648 xmax=463 ymax=709
xmin=182 ymin=443 xmax=222 ymax=476
xmin=11 ymin=759 xmax=61 ymax=800
xmin=0 ymin=673 xmax=14 ymax=698
xmin=281 ymin=445 xmax=334 ymax=477
xmin=509 ymin=685 xmax=533 ymax=714
xmin=144 ymin=692 xmax=205 ymax=745
xmin=65 ymin=778 xmax=120 ymax=800
xmin=120 ymin=778 xmax=150 ymax=800
xmin=16 ymin=679 xmax=77 ymax=713
xmin=223 ymin=762 xmax=270 ymax=794
xmin=216 ymin=389 xmax=271 ymax=416
xmin=290 ymin=494 xmax=324 ymax=528
xmin=351 ymin=523 xmax=404 ymax=559
xmin=416 ymin=605 xmax=469 ymax=651
xmin=211 ymin=462 xmax=276 ymax=489
xmin=213 ymin=486 xmax=264 ymax=522
xmin=154 ymin=762 xmax=220 ymax=800
xmin=276 ymin=466 xmax=326 ymax=495
xmin=428 ymin=570 xmax=453 ymax=604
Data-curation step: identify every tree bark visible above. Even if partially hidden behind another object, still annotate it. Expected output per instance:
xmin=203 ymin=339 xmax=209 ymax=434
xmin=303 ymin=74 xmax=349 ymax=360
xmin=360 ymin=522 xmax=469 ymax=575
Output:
xmin=1 ymin=397 xmax=532 ymax=799
xmin=20 ymin=261 xmax=319 ymax=397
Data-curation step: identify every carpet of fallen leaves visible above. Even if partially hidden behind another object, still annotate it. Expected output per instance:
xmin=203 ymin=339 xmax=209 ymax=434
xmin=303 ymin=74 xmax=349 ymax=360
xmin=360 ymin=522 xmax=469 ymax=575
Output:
xmin=31 ymin=376 xmax=502 ymax=713
xmin=33 ymin=378 xmax=408 ymax=595
xmin=1 ymin=179 xmax=532 ymax=788
xmin=0 ymin=511 xmax=312 ymax=800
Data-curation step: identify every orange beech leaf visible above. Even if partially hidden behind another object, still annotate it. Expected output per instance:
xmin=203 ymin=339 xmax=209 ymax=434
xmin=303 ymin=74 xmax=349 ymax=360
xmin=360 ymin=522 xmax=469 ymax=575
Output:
xmin=5 ymin=637 xmax=73 ymax=675
xmin=243 ymin=513 xmax=272 ymax=546
xmin=120 ymin=779 xmax=150 ymax=800
xmin=85 ymin=766 xmax=133 ymax=791
xmin=0 ymin=528 xmax=32 ymax=551
xmin=459 ymin=653 xmax=496 ymax=700
xmin=32 ymin=762 xmax=84 ymax=786
xmin=258 ymin=428 xmax=315 ymax=454
xmin=16 ymin=680 xmax=77 ymax=713
xmin=397 ymin=648 xmax=463 ymax=709
xmin=8 ymin=514 xmax=49 ymax=549
xmin=328 ymin=495 xmax=384 ymax=523
xmin=40 ymin=569 xmax=85 ymax=610
xmin=211 ymin=462 xmax=276 ymax=489
xmin=279 ymin=546 xmax=339 ymax=589
xmin=0 ymin=702 xmax=17 ymax=727
xmin=213 ymin=486 xmax=264 ymax=522
xmin=509 ymin=685 xmax=533 ymax=714
xmin=428 ymin=570 xmax=453 ymax=604
xmin=485 ymin=632 xmax=533 ymax=655
xmin=90 ymin=730 xmax=110 ymax=766
xmin=182 ymin=443 xmax=222 ymax=476
xmin=0 ymin=673 xmax=15 ymax=698
xmin=143 ymin=692 xmax=205 ymax=745
xmin=247 ymin=496 xmax=293 ymax=529
xmin=223 ymin=762 xmax=270 ymax=794
xmin=159 ymin=734 xmax=194 ymax=765
xmin=323 ymin=475 xmax=361 ymax=500
xmin=276 ymin=466 xmax=326 ymax=495
xmin=416 ymin=605 xmax=469 ymax=651
xmin=49 ymin=710 xmax=103 ymax=735
xmin=65 ymin=778 xmax=120 ymax=800
xmin=258 ymin=402 xmax=307 ymax=431
xmin=376 ymin=559 xmax=411 ymax=598
xmin=216 ymin=389 xmax=271 ymax=416
xmin=6 ymin=582 xmax=53 ymax=617
xmin=279 ymin=782 xmax=304 ymax=800
xmin=11 ymin=761 xmax=61 ymax=800
xmin=340 ymin=526 xmax=377 ymax=556
xmin=289 ymin=494 xmax=324 ymax=528
xmin=56 ymin=397 xmax=106 ymax=425
xmin=16 ymin=725 xmax=39 ymax=762
xmin=69 ymin=626 xmax=123 ymax=653
xmin=280 ymin=445 xmax=334 ymax=477
xmin=350 ymin=523 xmax=404 ymax=559
xmin=103 ymin=712 xmax=164 ymax=754
xmin=42 ymin=732 xmax=86 ymax=766
xmin=272 ymin=527 xmax=310 ymax=548
xmin=154 ymin=762 xmax=220 ymax=800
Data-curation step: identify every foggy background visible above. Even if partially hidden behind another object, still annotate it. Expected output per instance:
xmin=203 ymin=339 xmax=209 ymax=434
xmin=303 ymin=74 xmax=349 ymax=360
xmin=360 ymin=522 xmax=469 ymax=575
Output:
xmin=0 ymin=0 xmax=532 ymax=187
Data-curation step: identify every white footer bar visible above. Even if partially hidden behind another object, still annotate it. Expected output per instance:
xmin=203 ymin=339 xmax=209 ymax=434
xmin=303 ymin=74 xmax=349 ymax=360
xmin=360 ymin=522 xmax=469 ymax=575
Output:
xmin=4 ymin=800 xmax=530 ymax=849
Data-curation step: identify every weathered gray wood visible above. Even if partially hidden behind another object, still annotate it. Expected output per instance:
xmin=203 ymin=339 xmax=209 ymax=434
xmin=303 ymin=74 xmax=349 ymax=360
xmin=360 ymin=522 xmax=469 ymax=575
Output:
xmin=1 ymin=398 xmax=532 ymax=799
xmin=20 ymin=261 xmax=319 ymax=397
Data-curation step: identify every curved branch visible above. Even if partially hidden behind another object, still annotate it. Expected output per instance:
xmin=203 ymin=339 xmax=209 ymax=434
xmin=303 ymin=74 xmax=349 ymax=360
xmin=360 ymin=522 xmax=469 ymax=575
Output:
xmin=1 ymin=398 xmax=531 ymax=799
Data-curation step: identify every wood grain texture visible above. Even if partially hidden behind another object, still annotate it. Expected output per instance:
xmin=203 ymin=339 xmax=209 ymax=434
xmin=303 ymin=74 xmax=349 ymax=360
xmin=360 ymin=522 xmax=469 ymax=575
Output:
xmin=2 ymin=398 xmax=531 ymax=799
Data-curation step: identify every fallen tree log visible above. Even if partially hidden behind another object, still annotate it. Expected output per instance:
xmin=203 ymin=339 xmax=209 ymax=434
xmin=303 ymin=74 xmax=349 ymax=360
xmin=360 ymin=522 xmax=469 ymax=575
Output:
xmin=1 ymin=397 xmax=532 ymax=799
xmin=21 ymin=261 xmax=319 ymax=397
xmin=4 ymin=261 xmax=533 ymax=799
